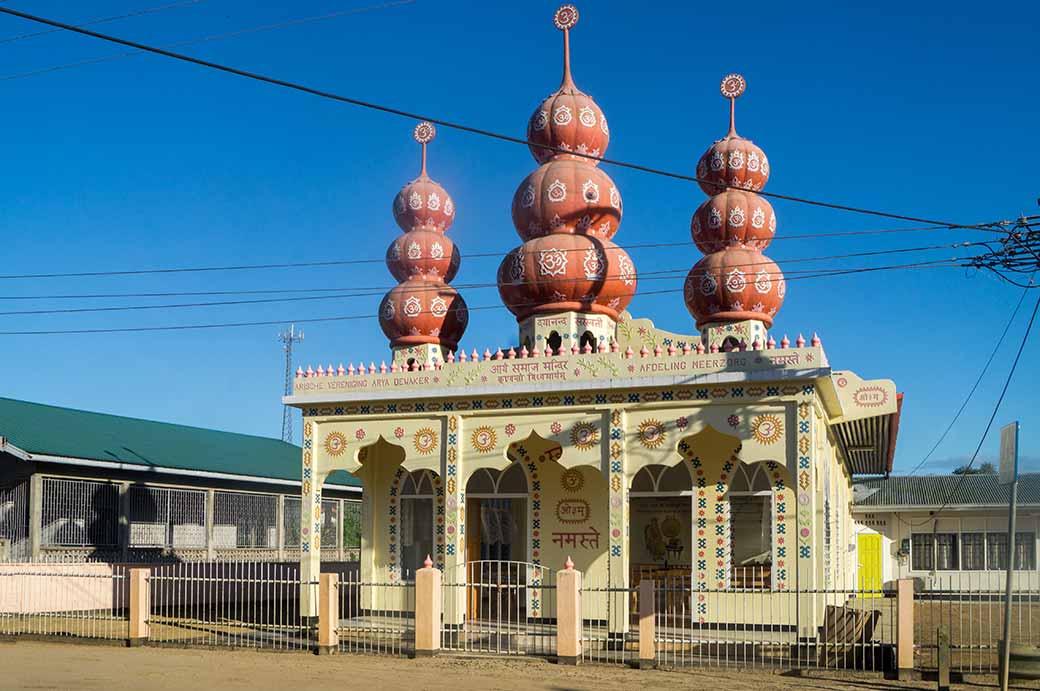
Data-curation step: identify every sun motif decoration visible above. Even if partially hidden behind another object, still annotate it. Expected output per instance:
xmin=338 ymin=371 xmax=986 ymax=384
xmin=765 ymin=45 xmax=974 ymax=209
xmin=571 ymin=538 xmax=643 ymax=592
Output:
xmin=471 ymin=426 xmax=498 ymax=453
xmin=560 ymin=468 xmax=585 ymax=493
xmin=553 ymin=3 xmax=578 ymax=30
xmin=569 ymin=421 xmax=599 ymax=451
xmin=413 ymin=427 xmax=438 ymax=455
xmin=637 ymin=419 xmax=667 ymax=449
xmin=750 ymin=414 xmax=784 ymax=445
xmin=720 ymin=73 xmax=746 ymax=99
xmin=323 ymin=431 xmax=347 ymax=456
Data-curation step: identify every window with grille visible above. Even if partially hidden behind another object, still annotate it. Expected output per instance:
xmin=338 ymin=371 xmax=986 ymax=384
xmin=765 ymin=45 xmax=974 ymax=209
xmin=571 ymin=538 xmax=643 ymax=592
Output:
xmin=1 ymin=481 xmax=30 ymax=558
xmin=1014 ymin=532 xmax=1036 ymax=570
xmin=935 ymin=533 xmax=959 ymax=570
xmin=214 ymin=491 xmax=277 ymax=548
xmin=911 ymin=533 xmax=934 ymax=571
xmin=128 ymin=486 xmax=206 ymax=548
xmin=961 ymin=533 xmax=986 ymax=570
xmin=987 ymin=532 xmax=1009 ymax=570
xmin=41 ymin=478 xmax=119 ymax=547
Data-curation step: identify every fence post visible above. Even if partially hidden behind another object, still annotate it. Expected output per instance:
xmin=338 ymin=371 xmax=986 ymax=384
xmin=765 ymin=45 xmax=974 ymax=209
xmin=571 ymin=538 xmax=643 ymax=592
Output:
xmin=638 ymin=578 xmax=655 ymax=669
xmin=415 ymin=556 xmax=442 ymax=657
xmin=556 ymin=557 xmax=582 ymax=665
xmin=896 ymin=578 xmax=915 ymax=680
xmin=318 ymin=572 xmax=339 ymax=654
xmin=129 ymin=568 xmax=150 ymax=645
xmin=937 ymin=624 xmax=951 ymax=691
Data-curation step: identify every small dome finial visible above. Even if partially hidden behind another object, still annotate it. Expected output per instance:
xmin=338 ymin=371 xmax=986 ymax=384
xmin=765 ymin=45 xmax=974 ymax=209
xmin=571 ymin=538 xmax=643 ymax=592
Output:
xmin=554 ymin=4 xmax=579 ymax=30
xmin=720 ymin=73 xmax=746 ymax=100
xmin=413 ymin=121 xmax=436 ymax=144
xmin=413 ymin=121 xmax=435 ymax=175
xmin=720 ymin=73 xmax=746 ymax=136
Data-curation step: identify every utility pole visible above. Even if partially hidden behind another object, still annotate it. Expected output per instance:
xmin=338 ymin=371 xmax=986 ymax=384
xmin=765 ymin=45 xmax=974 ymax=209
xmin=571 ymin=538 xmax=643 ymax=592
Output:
xmin=278 ymin=324 xmax=304 ymax=443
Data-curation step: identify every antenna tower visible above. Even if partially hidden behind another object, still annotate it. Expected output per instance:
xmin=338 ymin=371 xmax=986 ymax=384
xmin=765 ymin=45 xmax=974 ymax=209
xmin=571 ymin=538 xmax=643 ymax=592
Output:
xmin=278 ymin=324 xmax=304 ymax=442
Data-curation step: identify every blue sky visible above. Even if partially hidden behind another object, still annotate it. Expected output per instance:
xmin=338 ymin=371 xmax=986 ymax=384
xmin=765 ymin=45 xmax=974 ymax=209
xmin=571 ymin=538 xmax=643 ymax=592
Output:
xmin=0 ymin=0 xmax=1037 ymax=474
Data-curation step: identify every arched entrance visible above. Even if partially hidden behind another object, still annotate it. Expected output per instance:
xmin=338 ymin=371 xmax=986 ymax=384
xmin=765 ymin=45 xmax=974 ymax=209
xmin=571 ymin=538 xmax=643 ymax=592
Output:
xmin=629 ymin=463 xmax=694 ymax=591
xmin=464 ymin=464 xmax=528 ymax=563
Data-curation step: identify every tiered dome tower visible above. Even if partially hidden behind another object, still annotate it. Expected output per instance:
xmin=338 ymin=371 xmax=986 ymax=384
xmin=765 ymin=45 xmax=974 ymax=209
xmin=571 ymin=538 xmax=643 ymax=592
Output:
xmin=684 ymin=75 xmax=785 ymax=351
xmin=379 ymin=122 xmax=468 ymax=367
xmin=497 ymin=5 xmax=637 ymax=353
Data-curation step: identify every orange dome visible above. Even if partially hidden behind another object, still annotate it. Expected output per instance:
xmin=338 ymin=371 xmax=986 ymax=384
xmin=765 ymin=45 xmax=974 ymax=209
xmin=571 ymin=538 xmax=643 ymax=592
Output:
xmin=695 ymin=135 xmax=770 ymax=196
xmin=379 ymin=278 xmax=468 ymax=349
xmin=386 ymin=229 xmax=460 ymax=281
xmin=512 ymin=158 xmax=621 ymax=240
xmin=526 ymin=4 xmax=609 ymax=165
xmin=392 ymin=175 xmax=455 ymax=233
xmin=683 ymin=249 xmax=785 ymax=329
xmin=691 ymin=189 xmax=776 ymax=253
xmin=497 ymin=235 xmax=636 ymax=321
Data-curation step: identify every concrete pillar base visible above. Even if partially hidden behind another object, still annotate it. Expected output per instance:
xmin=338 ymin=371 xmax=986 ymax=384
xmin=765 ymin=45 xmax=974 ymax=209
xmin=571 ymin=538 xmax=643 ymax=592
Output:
xmin=637 ymin=659 xmax=655 ymax=670
xmin=413 ymin=649 xmax=439 ymax=658
xmin=127 ymin=638 xmax=147 ymax=648
xmin=556 ymin=655 xmax=580 ymax=666
xmin=896 ymin=668 xmax=921 ymax=681
xmin=316 ymin=645 xmax=337 ymax=656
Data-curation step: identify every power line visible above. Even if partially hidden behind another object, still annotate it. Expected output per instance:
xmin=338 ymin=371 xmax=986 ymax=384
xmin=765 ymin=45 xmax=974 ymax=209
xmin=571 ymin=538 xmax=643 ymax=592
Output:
xmin=913 ymin=290 xmax=1040 ymax=525
xmin=0 ymin=1 xmax=417 ymax=81
xmin=0 ymin=5 xmax=996 ymax=230
xmin=0 ymin=259 xmax=974 ymax=335
xmin=0 ymin=237 xmax=986 ymax=281
xmin=0 ymin=0 xmax=207 ymax=45
xmin=900 ymin=274 xmax=1036 ymax=478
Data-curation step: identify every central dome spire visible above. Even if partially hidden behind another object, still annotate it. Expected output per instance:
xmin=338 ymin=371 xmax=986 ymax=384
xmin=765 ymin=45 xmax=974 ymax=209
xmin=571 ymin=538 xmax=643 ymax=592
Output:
xmin=498 ymin=5 xmax=637 ymax=354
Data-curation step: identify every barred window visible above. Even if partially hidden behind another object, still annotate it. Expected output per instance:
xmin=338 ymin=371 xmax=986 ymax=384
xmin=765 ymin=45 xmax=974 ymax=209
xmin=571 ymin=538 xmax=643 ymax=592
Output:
xmin=214 ymin=491 xmax=277 ymax=548
xmin=1015 ymin=532 xmax=1036 ymax=570
xmin=128 ymin=486 xmax=206 ymax=548
xmin=961 ymin=533 xmax=986 ymax=570
xmin=911 ymin=533 xmax=934 ymax=571
xmin=935 ymin=533 xmax=959 ymax=570
xmin=987 ymin=532 xmax=1009 ymax=570
xmin=41 ymin=478 xmax=119 ymax=547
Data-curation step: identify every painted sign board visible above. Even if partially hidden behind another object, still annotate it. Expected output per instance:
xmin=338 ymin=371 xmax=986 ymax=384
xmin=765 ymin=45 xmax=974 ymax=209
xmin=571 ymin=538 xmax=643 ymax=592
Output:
xmin=1000 ymin=421 xmax=1019 ymax=485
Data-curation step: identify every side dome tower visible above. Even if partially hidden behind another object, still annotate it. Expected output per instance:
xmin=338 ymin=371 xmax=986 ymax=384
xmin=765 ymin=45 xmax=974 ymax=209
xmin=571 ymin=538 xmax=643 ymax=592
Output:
xmin=684 ymin=75 xmax=785 ymax=351
xmin=379 ymin=122 xmax=468 ymax=368
xmin=497 ymin=5 xmax=637 ymax=354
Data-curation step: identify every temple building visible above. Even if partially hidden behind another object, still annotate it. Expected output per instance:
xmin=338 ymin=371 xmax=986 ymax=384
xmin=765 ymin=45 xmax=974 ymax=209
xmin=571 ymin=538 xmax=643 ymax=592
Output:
xmin=284 ymin=5 xmax=902 ymax=633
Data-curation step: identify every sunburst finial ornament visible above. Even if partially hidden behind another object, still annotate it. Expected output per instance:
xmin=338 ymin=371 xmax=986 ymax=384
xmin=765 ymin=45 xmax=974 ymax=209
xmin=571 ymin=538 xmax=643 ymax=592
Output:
xmin=720 ymin=73 xmax=746 ymax=100
xmin=413 ymin=121 xmax=436 ymax=144
xmin=554 ymin=4 xmax=578 ymax=30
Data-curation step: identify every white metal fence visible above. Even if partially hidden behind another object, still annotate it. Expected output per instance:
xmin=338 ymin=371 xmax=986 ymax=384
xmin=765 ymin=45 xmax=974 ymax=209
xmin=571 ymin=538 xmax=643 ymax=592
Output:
xmin=916 ymin=571 xmax=1040 ymax=673
xmin=148 ymin=561 xmax=313 ymax=651
xmin=336 ymin=572 xmax=414 ymax=656
xmin=441 ymin=561 xmax=557 ymax=656
xmin=0 ymin=563 xmax=129 ymax=641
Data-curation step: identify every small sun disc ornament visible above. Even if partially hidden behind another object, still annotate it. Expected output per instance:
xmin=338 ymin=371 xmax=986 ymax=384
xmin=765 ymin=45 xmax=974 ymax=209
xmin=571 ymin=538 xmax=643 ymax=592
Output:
xmin=413 ymin=121 xmax=436 ymax=144
xmin=720 ymin=73 xmax=747 ymax=99
xmin=554 ymin=4 xmax=578 ymax=30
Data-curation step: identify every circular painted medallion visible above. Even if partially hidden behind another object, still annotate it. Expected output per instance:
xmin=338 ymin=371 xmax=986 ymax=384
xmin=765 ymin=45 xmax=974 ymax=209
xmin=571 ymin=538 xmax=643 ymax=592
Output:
xmin=323 ymin=432 xmax=347 ymax=456
xmin=560 ymin=468 xmax=585 ymax=493
xmin=413 ymin=427 xmax=438 ymax=455
xmin=569 ymin=422 xmax=599 ymax=451
xmin=750 ymin=414 xmax=783 ymax=445
xmin=471 ymin=426 xmax=498 ymax=453
xmin=637 ymin=419 xmax=667 ymax=449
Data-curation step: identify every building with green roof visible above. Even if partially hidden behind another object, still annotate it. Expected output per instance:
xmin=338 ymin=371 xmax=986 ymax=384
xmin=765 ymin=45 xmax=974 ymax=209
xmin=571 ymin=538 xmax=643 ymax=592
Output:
xmin=0 ymin=397 xmax=359 ymax=563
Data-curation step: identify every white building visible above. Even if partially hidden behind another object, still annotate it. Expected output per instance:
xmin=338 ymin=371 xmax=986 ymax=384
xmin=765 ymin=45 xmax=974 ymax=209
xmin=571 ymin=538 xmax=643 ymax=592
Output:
xmin=852 ymin=473 xmax=1039 ymax=590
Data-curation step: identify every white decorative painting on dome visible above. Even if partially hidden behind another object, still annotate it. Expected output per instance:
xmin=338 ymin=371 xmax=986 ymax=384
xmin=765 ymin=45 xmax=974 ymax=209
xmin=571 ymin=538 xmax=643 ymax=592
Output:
xmin=403 ymin=296 xmax=422 ymax=318
xmin=553 ymin=105 xmax=572 ymax=126
xmin=725 ymin=268 xmax=746 ymax=293
xmin=538 ymin=248 xmax=568 ymax=277
xmin=546 ymin=179 xmax=567 ymax=203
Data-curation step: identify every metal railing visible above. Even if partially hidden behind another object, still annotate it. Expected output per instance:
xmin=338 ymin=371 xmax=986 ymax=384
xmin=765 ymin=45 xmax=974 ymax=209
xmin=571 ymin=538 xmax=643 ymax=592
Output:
xmin=148 ymin=561 xmax=313 ymax=651
xmin=648 ymin=576 xmax=897 ymax=671
xmin=335 ymin=572 xmax=414 ymax=656
xmin=581 ymin=575 xmax=635 ymax=665
xmin=916 ymin=571 xmax=1040 ymax=673
xmin=442 ymin=560 xmax=557 ymax=656
xmin=0 ymin=564 xmax=128 ymax=640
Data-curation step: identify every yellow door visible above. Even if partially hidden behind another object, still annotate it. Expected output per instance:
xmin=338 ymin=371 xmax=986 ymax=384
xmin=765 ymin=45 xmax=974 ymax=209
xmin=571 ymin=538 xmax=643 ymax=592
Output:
xmin=857 ymin=533 xmax=883 ymax=597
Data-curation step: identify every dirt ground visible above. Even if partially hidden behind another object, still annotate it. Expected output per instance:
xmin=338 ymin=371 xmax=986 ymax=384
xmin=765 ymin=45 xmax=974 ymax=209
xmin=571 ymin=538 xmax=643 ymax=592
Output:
xmin=0 ymin=639 xmax=1035 ymax=691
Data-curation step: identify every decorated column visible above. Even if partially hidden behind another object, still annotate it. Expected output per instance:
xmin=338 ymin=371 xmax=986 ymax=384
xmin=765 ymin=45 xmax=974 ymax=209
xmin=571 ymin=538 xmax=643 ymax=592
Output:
xmin=606 ymin=408 xmax=628 ymax=636
xmin=795 ymin=392 xmax=819 ymax=636
xmin=300 ymin=418 xmax=324 ymax=618
xmin=441 ymin=414 xmax=466 ymax=627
